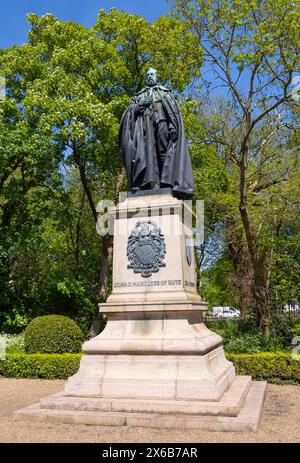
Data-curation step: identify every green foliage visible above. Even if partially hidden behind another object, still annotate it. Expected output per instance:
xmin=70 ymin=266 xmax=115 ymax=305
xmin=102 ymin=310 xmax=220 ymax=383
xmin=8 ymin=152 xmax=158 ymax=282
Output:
xmin=223 ymin=318 xmax=260 ymax=337
xmin=173 ymin=0 xmax=300 ymax=333
xmin=94 ymin=8 xmax=202 ymax=93
xmin=272 ymin=222 xmax=300 ymax=308
xmin=225 ymin=334 xmax=263 ymax=354
xmin=227 ymin=352 xmax=300 ymax=384
xmin=201 ymin=253 xmax=238 ymax=308
xmin=0 ymin=9 xmax=203 ymax=334
xmin=290 ymin=323 xmax=300 ymax=338
xmin=0 ymin=332 xmax=25 ymax=353
xmin=207 ymin=316 xmax=299 ymax=352
xmin=270 ymin=314 xmax=299 ymax=347
xmin=0 ymin=353 xmax=81 ymax=379
xmin=24 ymin=315 xmax=83 ymax=354
xmin=55 ymin=278 xmax=97 ymax=337
xmin=208 ymin=319 xmax=267 ymax=353
xmin=0 ymin=309 xmax=29 ymax=334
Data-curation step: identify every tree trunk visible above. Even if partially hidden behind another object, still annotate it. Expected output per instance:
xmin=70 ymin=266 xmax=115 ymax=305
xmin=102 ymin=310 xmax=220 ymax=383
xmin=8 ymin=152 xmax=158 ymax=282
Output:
xmin=238 ymin=143 xmax=272 ymax=335
xmin=72 ymin=145 xmax=98 ymax=222
xmin=98 ymin=234 xmax=114 ymax=298
xmin=252 ymin=258 xmax=272 ymax=336
xmin=225 ymin=218 xmax=254 ymax=318
xmin=77 ymin=163 xmax=98 ymax=222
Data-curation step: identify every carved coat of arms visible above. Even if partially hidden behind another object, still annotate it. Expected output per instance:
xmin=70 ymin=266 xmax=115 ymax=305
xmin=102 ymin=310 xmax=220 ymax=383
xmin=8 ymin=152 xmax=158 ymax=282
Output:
xmin=127 ymin=220 xmax=166 ymax=278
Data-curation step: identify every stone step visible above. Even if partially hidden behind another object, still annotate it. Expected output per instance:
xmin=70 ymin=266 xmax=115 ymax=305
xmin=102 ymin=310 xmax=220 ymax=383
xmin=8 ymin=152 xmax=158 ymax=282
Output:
xmin=39 ymin=376 xmax=251 ymax=418
xmin=14 ymin=381 xmax=266 ymax=432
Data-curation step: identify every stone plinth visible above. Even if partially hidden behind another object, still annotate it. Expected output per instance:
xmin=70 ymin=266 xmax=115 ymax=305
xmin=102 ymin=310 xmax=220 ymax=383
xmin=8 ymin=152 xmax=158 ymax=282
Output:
xmin=105 ymin=193 xmax=203 ymax=306
xmin=14 ymin=193 xmax=266 ymax=431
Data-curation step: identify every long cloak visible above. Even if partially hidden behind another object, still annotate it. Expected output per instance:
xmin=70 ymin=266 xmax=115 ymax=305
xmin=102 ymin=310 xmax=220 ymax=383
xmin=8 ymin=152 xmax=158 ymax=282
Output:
xmin=119 ymin=87 xmax=194 ymax=197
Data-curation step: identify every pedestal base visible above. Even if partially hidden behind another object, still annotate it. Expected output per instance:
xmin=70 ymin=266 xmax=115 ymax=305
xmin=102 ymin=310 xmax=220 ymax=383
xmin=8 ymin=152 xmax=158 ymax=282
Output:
xmin=14 ymin=194 xmax=266 ymax=431
xmin=14 ymin=316 xmax=268 ymax=432
xmin=14 ymin=378 xmax=266 ymax=432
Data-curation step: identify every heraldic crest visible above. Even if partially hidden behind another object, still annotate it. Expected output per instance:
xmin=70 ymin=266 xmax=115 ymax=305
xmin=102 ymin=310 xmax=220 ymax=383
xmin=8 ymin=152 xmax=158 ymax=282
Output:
xmin=127 ymin=220 xmax=166 ymax=278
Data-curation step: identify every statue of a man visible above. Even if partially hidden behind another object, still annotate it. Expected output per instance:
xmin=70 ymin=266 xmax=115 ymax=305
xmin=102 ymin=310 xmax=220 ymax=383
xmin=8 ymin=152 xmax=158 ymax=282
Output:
xmin=119 ymin=68 xmax=194 ymax=198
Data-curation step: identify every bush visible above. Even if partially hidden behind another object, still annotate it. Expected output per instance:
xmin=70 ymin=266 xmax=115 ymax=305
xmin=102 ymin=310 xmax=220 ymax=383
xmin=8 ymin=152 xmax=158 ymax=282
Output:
xmin=289 ymin=323 xmax=300 ymax=338
xmin=226 ymin=352 xmax=300 ymax=384
xmin=269 ymin=314 xmax=297 ymax=347
xmin=24 ymin=315 xmax=83 ymax=354
xmin=0 ymin=353 xmax=81 ymax=379
xmin=224 ymin=334 xmax=263 ymax=354
xmin=207 ymin=316 xmax=298 ymax=352
xmin=224 ymin=332 xmax=286 ymax=354
xmin=207 ymin=318 xmax=259 ymax=337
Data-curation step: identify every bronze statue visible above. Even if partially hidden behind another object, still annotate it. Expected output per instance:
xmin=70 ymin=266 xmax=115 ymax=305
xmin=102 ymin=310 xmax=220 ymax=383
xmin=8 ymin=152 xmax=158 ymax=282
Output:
xmin=119 ymin=68 xmax=194 ymax=198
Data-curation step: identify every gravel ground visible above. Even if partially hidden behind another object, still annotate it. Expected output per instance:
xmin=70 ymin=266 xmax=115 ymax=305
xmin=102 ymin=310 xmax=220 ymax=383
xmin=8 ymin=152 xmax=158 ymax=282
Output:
xmin=0 ymin=378 xmax=299 ymax=443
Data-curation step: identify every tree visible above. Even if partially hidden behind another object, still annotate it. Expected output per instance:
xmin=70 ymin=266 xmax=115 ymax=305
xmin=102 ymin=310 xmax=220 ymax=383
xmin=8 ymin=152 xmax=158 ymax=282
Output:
xmin=0 ymin=9 xmax=203 ymax=333
xmin=173 ymin=0 xmax=300 ymax=334
xmin=201 ymin=251 xmax=238 ymax=310
xmin=0 ymin=94 xmax=64 ymax=326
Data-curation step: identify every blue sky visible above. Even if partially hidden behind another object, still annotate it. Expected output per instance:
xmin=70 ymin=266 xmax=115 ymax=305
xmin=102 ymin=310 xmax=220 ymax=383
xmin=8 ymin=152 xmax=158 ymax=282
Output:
xmin=0 ymin=1 xmax=170 ymax=48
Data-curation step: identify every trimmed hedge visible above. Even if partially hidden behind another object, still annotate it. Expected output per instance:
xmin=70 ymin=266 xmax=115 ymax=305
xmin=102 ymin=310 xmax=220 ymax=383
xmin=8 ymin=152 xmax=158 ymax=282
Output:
xmin=0 ymin=353 xmax=82 ymax=379
xmin=226 ymin=352 xmax=300 ymax=384
xmin=24 ymin=315 xmax=83 ymax=354
xmin=0 ymin=352 xmax=299 ymax=383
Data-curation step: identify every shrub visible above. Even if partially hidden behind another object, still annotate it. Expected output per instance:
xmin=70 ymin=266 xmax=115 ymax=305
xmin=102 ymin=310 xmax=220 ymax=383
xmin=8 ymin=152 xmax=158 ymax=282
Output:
xmin=224 ymin=334 xmax=263 ymax=354
xmin=24 ymin=315 xmax=83 ymax=354
xmin=0 ymin=353 xmax=81 ymax=379
xmin=226 ymin=352 xmax=300 ymax=384
xmin=223 ymin=332 xmax=287 ymax=354
xmin=270 ymin=314 xmax=298 ymax=347
xmin=207 ymin=316 xmax=297 ymax=352
xmin=260 ymin=335 xmax=285 ymax=352
xmin=235 ymin=317 xmax=259 ymax=334
xmin=206 ymin=319 xmax=233 ymax=332
xmin=290 ymin=323 xmax=300 ymax=338
xmin=0 ymin=332 xmax=25 ymax=353
xmin=206 ymin=317 xmax=259 ymax=337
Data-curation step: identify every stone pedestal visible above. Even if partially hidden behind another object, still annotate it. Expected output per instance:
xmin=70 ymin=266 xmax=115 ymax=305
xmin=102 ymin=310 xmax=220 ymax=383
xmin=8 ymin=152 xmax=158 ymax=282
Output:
xmin=15 ymin=193 xmax=266 ymax=431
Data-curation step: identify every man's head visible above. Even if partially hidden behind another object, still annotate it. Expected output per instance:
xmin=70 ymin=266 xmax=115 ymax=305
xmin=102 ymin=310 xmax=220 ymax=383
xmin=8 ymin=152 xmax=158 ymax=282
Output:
xmin=145 ymin=68 xmax=158 ymax=87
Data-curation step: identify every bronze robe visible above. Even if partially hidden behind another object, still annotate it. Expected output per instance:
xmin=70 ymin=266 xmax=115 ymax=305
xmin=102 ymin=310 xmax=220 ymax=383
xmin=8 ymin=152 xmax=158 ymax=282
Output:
xmin=119 ymin=85 xmax=194 ymax=198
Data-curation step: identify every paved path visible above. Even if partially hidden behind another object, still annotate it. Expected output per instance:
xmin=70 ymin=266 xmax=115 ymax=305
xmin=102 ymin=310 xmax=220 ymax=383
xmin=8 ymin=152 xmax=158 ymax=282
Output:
xmin=0 ymin=378 xmax=299 ymax=442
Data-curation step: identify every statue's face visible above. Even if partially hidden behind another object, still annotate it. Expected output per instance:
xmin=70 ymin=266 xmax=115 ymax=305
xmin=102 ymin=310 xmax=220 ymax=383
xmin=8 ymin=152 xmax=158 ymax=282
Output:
xmin=145 ymin=68 xmax=158 ymax=87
